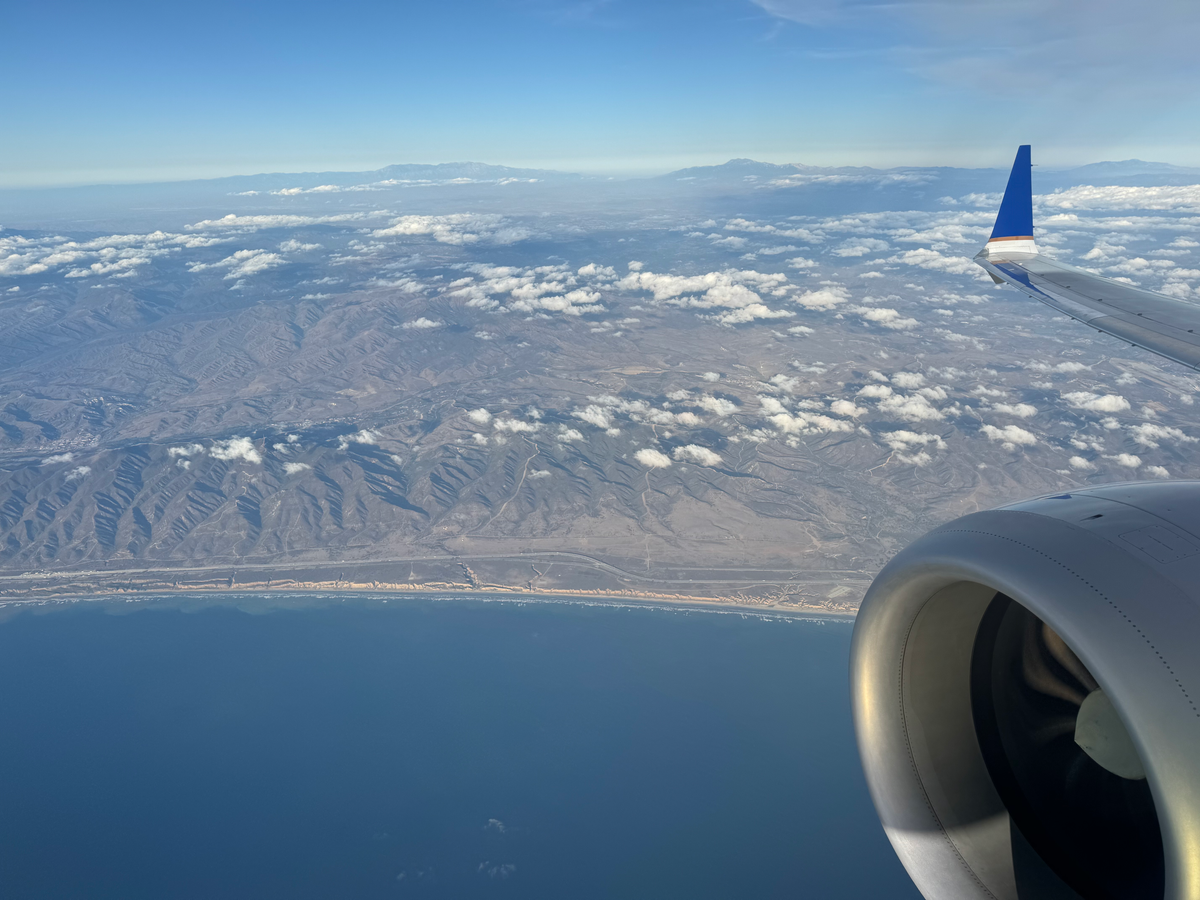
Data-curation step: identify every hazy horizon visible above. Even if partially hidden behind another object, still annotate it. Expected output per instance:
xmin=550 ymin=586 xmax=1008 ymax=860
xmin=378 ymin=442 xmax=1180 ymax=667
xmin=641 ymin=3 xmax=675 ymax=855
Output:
xmin=6 ymin=153 xmax=1200 ymax=193
xmin=6 ymin=1 xmax=1200 ymax=188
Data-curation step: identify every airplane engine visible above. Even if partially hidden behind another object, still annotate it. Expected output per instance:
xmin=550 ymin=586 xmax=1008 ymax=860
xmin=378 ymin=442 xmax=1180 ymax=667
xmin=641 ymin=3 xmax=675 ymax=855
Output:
xmin=851 ymin=482 xmax=1200 ymax=900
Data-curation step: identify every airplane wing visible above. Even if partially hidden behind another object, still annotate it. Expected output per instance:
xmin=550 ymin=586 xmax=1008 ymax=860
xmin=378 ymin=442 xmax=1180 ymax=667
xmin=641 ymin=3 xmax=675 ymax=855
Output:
xmin=976 ymin=145 xmax=1200 ymax=370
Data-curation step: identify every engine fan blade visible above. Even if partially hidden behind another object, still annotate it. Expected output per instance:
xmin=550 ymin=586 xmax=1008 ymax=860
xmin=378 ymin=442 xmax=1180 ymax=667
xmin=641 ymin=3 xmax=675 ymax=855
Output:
xmin=971 ymin=594 xmax=1163 ymax=900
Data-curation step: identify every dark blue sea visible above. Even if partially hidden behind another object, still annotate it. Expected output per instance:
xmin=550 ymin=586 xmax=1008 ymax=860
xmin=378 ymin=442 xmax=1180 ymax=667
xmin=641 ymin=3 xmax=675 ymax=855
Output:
xmin=0 ymin=596 xmax=920 ymax=899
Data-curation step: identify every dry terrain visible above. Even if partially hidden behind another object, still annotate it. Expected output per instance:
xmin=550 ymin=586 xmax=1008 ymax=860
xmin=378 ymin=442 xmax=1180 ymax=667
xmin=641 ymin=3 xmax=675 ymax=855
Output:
xmin=3 ymin=160 xmax=1199 ymax=610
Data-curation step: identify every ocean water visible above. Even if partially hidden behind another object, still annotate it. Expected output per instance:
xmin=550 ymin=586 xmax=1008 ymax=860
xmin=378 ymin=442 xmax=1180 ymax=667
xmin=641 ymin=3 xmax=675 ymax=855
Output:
xmin=0 ymin=596 xmax=920 ymax=899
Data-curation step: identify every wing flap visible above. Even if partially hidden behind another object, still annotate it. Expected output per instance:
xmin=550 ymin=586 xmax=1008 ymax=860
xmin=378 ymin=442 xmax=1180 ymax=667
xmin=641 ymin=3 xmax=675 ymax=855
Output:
xmin=1095 ymin=317 xmax=1200 ymax=368
xmin=979 ymin=253 xmax=1200 ymax=370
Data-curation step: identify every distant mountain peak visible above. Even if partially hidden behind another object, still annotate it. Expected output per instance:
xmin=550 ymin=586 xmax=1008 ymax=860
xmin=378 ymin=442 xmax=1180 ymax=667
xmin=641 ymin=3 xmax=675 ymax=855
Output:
xmin=659 ymin=157 xmax=896 ymax=183
xmin=372 ymin=161 xmax=581 ymax=181
xmin=662 ymin=159 xmax=807 ymax=181
xmin=1057 ymin=158 xmax=1200 ymax=177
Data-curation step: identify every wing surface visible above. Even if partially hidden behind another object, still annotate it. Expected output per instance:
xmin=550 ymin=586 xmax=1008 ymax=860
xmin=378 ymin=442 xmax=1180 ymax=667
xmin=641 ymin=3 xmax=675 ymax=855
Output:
xmin=976 ymin=146 xmax=1200 ymax=370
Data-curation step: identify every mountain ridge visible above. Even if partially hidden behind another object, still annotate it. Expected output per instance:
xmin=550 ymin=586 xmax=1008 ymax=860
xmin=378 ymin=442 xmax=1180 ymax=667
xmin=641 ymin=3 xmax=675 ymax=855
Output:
xmin=8 ymin=157 xmax=1200 ymax=197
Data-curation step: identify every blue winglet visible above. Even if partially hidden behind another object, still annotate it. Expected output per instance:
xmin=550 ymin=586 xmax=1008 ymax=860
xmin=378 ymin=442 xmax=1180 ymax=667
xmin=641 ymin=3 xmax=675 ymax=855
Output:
xmin=990 ymin=145 xmax=1033 ymax=240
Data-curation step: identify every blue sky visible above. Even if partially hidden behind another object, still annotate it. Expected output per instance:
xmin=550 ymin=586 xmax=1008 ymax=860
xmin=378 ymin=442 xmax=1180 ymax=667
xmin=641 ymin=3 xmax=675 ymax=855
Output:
xmin=5 ymin=0 xmax=1200 ymax=186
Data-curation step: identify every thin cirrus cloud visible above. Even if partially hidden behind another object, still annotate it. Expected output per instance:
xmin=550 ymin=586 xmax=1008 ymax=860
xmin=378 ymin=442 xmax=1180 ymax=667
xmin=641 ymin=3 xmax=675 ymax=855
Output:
xmin=752 ymin=0 xmax=1200 ymax=102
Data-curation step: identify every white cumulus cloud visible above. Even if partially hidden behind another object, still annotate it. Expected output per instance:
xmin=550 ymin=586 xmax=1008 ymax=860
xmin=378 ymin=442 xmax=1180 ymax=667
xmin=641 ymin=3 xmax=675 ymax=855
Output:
xmin=830 ymin=399 xmax=866 ymax=417
xmin=373 ymin=213 xmax=533 ymax=245
xmin=635 ymin=448 xmax=672 ymax=468
xmin=1026 ymin=361 xmax=1089 ymax=374
xmin=618 ymin=267 xmax=793 ymax=323
xmin=890 ymin=372 xmax=925 ymax=389
xmin=1063 ymin=392 xmax=1131 ymax=413
xmin=832 ymin=238 xmax=890 ymax=257
xmin=991 ymin=402 xmax=1038 ymax=418
xmin=1107 ymin=453 xmax=1142 ymax=469
xmin=493 ymin=418 xmax=541 ymax=434
xmin=889 ymin=248 xmax=980 ymax=276
xmin=402 ymin=317 xmax=442 ymax=330
xmin=188 ymin=248 xmax=285 ymax=279
xmin=794 ymin=285 xmax=849 ymax=309
xmin=698 ymin=396 xmax=738 ymax=417
xmin=853 ymin=306 xmax=918 ymax=330
xmin=1129 ymin=422 xmax=1196 ymax=448
xmin=210 ymin=437 xmax=262 ymax=463
xmin=672 ymin=444 xmax=722 ymax=466
xmin=1040 ymin=184 xmax=1200 ymax=213
xmin=981 ymin=424 xmax=1037 ymax=449
xmin=187 ymin=212 xmax=376 ymax=231
xmin=573 ymin=405 xmax=614 ymax=429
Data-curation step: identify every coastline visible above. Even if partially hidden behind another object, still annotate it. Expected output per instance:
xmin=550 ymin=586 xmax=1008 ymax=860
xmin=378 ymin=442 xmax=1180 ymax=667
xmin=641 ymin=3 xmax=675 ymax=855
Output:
xmin=0 ymin=554 xmax=866 ymax=620
xmin=0 ymin=586 xmax=859 ymax=623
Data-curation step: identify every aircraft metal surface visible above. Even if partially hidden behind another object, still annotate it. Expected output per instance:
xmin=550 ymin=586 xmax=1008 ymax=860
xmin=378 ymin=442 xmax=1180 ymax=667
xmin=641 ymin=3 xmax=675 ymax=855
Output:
xmin=978 ymin=145 xmax=1200 ymax=370
xmin=852 ymin=147 xmax=1200 ymax=900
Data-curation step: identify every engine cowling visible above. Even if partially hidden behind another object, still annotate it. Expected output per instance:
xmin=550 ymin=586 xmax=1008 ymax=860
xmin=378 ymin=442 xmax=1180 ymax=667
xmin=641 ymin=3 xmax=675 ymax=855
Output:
xmin=851 ymin=482 xmax=1200 ymax=900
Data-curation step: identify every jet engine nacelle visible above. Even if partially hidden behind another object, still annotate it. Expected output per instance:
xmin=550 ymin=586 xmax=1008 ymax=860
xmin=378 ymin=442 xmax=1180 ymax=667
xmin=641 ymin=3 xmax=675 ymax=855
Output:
xmin=851 ymin=482 xmax=1200 ymax=900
